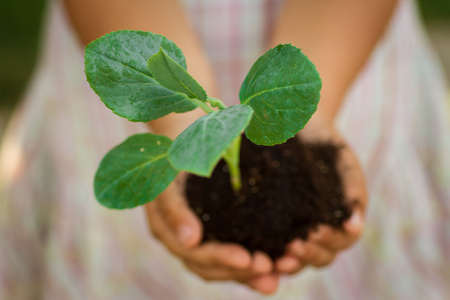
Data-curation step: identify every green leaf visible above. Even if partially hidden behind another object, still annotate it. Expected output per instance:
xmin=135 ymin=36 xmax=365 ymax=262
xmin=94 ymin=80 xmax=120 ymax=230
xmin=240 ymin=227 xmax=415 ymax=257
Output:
xmin=168 ymin=105 xmax=254 ymax=177
xmin=148 ymin=48 xmax=207 ymax=100
xmin=85 ymin=30 xmax=197 ymax=122
xmin=240 ymin=44 xmax=321 ymax=145
xmin=94 ymin=133 xmax=178 ymax=209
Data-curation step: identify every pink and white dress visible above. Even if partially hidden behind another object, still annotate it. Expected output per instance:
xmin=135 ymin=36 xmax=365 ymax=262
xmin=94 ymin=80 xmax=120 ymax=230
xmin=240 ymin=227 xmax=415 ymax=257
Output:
xmin=1 ymin=0 xmax=449 ymax=299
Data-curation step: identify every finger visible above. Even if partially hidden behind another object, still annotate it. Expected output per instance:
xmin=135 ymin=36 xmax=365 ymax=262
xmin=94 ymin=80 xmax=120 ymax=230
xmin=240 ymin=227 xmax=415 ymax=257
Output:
xmin=186 ymin=242 xmax=253 ymax=269
xmin=146 ymin=197 xmax=198 ymax=258
xmin=151 ymin=182 xmax=203 ymax=248
xmin=184 ymin=261 xmax=247 ymax=281
xmin=245 ymin=273 xmax=280 ymax=295
xmin=275 ymin=254 xmax=305 ymax=274
xmin=288 ymin=239 xmax=335 ymax=267
xmin=250 ymin=251 xmax=273 ymax=275
xmin=183 ymin=250 xmax=272 ymax=280
xmin=344 ymin=210 xmax=365 ymax=238
xmin=183 ymin=253 xmax=271 ymax=283
xmin=147 ymin=201 xmax=252 ymax=269
xmin=308 ymin=212 xmax=364 ymax=251
xmin=337 ymin=144 xmax=368 ymax=213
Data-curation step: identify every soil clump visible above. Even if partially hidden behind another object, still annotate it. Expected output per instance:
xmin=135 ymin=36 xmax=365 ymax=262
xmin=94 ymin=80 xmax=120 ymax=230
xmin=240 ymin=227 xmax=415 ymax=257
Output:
xmin=185 ymin=136 xmax=352 ymax=259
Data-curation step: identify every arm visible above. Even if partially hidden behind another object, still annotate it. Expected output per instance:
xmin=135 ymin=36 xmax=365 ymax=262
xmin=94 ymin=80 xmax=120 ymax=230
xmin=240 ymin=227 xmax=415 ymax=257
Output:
xmin=270 ymin=0 xmax=398 ymax=273
xmin=271 ymin=0 xmax=398 ymax=125
xmin=64 ymin=0 xmax=276 ymax=293
xmin=64 ymin=0 xmax=213 ymax=138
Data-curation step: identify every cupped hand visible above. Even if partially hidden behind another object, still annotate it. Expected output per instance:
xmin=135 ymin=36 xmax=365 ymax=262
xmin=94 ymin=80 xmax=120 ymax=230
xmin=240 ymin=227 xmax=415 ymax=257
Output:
xmin=145 ymin=174 xmax=280 ymax=294
xmin=275 ymin=121 xmax=368 ymax=274
xmin=145 ymin=117 xmax=367 ymax=293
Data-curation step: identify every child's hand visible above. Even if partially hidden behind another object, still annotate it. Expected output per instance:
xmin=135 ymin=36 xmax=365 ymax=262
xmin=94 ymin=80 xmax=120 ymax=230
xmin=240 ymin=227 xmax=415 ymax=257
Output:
xmin=275 ymin=213 xmax=364 ymax=273
xmin=275 ymin=122 xmax=367 ymax=274
xmin=145 ymin=174 xmax=281 ymax=294
xmin=145 ymin=116 xmax=367 ymax=293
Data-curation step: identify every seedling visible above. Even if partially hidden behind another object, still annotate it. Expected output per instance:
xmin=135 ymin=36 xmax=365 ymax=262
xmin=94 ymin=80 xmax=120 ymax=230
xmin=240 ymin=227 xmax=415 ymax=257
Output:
xmin=85 ymin=30 xmax=321 ymax=209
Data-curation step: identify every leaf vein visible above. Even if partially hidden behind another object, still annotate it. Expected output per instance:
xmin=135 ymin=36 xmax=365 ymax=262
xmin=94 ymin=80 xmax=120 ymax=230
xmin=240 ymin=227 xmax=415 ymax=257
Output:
xmin=98 ymin=153 xmax=167 ymax=199
xmin=252 ymin=110 xmax=276 ymax=125
xmin=242 ymin=82 xmax=318 ymax=105
xmin=89 ymin=48 xmax=153 ymax=80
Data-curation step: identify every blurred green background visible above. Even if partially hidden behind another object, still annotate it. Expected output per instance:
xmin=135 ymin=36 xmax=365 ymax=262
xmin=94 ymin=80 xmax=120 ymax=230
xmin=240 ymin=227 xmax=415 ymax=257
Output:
xmin=1 ymin=0 xmax=450 ymax=134
xmin=418 ymin=0 xmax=450 ymax=21
xmin=0 ymin=0 xmax=48 ymax=110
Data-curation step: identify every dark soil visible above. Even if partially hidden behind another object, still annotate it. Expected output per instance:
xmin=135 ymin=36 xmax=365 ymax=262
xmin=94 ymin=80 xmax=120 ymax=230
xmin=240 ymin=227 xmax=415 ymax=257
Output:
xmin=185 ymin=135 xmax=352 ymax=259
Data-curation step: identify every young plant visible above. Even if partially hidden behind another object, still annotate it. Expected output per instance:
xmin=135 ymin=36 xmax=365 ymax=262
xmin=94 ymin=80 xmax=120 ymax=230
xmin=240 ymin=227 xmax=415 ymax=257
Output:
xmin=85 ymin=30 xmax=321 ymax=209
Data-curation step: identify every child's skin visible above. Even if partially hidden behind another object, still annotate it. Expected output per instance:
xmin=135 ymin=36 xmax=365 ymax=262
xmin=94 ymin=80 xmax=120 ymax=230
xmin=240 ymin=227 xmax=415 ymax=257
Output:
xmin=65 ymin=0 xmax=397 ymax=294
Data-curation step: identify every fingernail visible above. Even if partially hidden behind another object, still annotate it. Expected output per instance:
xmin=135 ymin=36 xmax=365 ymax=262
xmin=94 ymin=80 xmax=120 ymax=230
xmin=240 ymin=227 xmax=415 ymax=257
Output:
xmin=177 ymin=225 xmax=192 ymax=246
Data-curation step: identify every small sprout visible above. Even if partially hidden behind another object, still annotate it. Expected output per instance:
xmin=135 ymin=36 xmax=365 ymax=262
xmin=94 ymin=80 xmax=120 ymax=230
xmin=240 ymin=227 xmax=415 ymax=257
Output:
xmin=86 ymin=30 xmax=320 ymax=209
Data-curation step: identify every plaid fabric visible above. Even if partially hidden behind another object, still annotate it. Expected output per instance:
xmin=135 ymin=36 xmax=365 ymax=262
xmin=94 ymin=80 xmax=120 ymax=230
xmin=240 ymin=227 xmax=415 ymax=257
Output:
xmin=1 ymin=0 xmax=449 ymax=299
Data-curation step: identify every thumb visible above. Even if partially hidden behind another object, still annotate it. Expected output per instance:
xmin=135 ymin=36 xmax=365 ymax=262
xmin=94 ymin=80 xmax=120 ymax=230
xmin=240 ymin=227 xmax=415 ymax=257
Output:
xmin=156 ymin=182 xmax=203 ymax=248
xmin=174 ymin=211 xmax=202 ymax=248
xmin=344 ymin=209 xmax=364 ymax=239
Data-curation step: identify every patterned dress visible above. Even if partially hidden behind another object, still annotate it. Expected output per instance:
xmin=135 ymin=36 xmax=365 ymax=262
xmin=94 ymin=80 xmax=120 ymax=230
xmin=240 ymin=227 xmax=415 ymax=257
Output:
xmin=1 ymin=0 xmax=449 ymax=299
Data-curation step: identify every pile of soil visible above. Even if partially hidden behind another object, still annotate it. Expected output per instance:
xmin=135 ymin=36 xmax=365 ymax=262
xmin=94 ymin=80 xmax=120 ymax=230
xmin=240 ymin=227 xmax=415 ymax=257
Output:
xmin=185 ymin=135 xmax=352 ymax=259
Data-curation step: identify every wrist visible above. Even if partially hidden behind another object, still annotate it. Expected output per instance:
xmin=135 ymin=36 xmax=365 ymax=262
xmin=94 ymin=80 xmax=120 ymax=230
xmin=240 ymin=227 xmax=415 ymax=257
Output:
xmin=298 ymin=113 xmax=337 ymax=143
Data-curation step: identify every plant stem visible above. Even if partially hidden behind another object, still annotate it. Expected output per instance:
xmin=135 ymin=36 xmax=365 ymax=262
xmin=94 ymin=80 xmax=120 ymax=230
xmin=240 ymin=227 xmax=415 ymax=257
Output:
xmin=191 ymin=96 xmax=241 ymax=190
xmin=190 ymin=98 xmax=214 ymax=114
xmin=206 ymin=97 xmax=226 ymax=109
xmin=223 ymin=136 xmax=242 ymax=191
